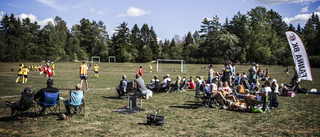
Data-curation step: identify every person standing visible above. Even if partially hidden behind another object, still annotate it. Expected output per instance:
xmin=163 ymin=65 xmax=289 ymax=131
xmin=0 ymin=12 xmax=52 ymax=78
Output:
xmin=22 ymin=66 xmax=29 ymax=83
xmin=80 ymin=61 xmax=89 ymax=90
xmin=15 ymin=64 xmax=24 ymax=84
xmin=284 ymin=66 xmax=289 ymax=77
xmin=93 ymin=64 xmax=99 ymax=78
xmin=48 ymin=66 xmax=53 ymax=79
xmin=208 ymin=65 xmax=215 ymax=84
xmin=149 ymin=64 xmax=152 ymax=74
xmin=52 ymin=62 xmax=56 ymax=76
xmin=138 ymin=66 xmax=143 ymax=77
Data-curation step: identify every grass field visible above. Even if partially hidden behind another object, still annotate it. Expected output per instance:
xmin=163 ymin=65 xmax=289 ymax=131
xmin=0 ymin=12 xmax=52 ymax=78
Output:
xmin=0 ymin=62 xmax=319 ymax=136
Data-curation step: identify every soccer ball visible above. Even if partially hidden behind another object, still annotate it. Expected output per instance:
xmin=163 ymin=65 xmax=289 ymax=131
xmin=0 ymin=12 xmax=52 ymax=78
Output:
xmin=59 ymin=114 xmax=67 ymax=120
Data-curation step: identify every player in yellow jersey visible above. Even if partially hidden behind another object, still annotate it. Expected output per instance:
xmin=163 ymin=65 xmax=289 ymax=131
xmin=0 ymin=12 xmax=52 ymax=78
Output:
xmin=52 ymin=62 xmax=56 ymax=75
xmin=22 ymin=66 xmax=29 ymax=83
xmin=149 ymin=64 xmax=152 ymax=74
xmin=15 ymin=64 xmax=23 ymax=84
xmin=93 ymin=64 xmax=99 ymax=78
xmin=80 ymin=61 xmax=89 ymax=90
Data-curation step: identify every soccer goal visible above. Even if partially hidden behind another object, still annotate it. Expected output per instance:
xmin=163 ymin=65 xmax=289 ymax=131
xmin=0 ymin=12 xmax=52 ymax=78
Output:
xmin=157 ymin=59 xmax=187 ymax=73
xmin=91 ymin=56 xmax=100 ymax=64
xmin=108 ymin=56 xmax=116 ymax=63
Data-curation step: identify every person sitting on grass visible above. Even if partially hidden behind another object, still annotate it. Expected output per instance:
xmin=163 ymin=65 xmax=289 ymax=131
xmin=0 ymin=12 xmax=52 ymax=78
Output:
xmin=244 ymin=81 xmax=271 ymax=112
xmin=147 ymin=75 xmax=160 ymax=90
xmin=187 ymin=76 xmax=195 ymax=89
xmin=116 ymin=75 xmax=130 ymax=97
xmin=5 ymin=87 xmax=34 ymax=119
xmin=63 ymin=84 xmax=84 ymax=114
xmin=170 ymin=75 xmax=181 ymax=92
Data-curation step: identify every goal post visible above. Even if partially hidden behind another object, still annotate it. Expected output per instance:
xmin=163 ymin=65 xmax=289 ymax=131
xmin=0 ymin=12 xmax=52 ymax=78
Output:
xmin=156 ymin=59 xmax=187 ymax=73
xmin=108 ymin=56 xmax=116 ymax=63
xmin=91 ymin=56 xmax=100 ymax=64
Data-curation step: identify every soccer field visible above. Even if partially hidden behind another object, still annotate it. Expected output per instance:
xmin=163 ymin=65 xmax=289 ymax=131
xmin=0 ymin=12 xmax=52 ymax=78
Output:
xmin=0 ymin=62 xmax=319 ymax=136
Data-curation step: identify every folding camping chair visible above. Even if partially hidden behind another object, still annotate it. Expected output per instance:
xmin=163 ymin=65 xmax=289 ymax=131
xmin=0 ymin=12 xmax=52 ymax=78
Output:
xmin=68 ymin=90 xmax=85 ymax=117
xmin=253 ymin=95 xmax=271 ymax=113
xmin=124 ymin=81 xmax=134 ymax=96
xmin=152 ymin=81 xmax=161 ymax=94
xmin=37 ymin=91 xmax=60 ymax=118
xmin=13 ymin=104 xmax=36 ymax=123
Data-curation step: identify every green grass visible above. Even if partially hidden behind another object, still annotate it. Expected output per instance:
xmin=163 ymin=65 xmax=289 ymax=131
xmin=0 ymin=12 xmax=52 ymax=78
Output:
xmin=0 ymin=62 xmax=319 ymax=136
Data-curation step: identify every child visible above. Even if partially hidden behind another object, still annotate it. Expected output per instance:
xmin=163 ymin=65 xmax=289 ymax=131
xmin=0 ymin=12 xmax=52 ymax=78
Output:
xmin=22 ymin=66 xmax=29 ymax=83
xmin=234 ymin=73 xmax=241 ymax=86
xmin=138 ymin=66 xmax=143 ymax=76
xmin=149 ymin=64 xmax=152 ymax=74
xmin=93 ymin=64 xmax=99 ymax=78
xmin=34 ymin=65 xmax=38 ymax=72
xmin=48 ymin=66 xmax=53 ymax=79
xmin=39 ymin=64 xmax=43 ymax=75
xmin=52 ymin=62 xmax=56 ymax=75
xmin=265 ymin=69 xmax=269 ymax=80
xmin=43 ymin=65 xmax=48 ymax=77
xmin=15 ymin=64 xmax=24 ymax=84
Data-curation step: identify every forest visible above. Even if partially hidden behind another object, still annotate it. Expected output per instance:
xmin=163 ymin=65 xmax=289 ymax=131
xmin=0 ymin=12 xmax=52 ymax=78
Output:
xmin=0 ymin=6 xmax=319 ymax=66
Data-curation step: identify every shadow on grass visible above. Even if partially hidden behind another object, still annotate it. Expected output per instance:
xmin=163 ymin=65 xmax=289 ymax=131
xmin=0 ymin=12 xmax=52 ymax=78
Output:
xmin=101 ymin=96 xmax=121 ymax=100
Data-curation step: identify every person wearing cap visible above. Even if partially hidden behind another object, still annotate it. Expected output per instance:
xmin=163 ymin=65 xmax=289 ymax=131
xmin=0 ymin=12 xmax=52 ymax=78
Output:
xmin=80 ymin=61 xmax=89 ymax=90
xmin=5 ymin=87 xmax=34 ymax=119
xmin=34 ymin=79 xmax=59 ymax=115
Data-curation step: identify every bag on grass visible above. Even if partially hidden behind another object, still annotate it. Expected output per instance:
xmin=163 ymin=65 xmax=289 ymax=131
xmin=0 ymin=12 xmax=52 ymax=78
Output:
xmin=229 ymin=104 xmax=239 ymax=111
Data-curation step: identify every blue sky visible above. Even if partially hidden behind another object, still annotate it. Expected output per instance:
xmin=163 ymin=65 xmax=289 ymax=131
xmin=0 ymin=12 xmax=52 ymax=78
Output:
xmin=1 ymin=0 xmax=320 ymax=41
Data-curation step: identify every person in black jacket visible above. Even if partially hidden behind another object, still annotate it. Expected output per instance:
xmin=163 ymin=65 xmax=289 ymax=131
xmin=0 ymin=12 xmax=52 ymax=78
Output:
xmin=34 ymin=79 xmax=59 ymax=115
xmin=5 ymin=87 xmax=34 ymax=119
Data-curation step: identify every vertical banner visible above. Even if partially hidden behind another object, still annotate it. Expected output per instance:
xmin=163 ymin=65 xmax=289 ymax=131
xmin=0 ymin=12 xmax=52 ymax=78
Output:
xmin=285 ymin=31 xmax=313 ymax=81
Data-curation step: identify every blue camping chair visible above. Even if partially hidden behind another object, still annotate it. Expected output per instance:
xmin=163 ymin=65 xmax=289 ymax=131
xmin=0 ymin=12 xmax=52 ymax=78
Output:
xmin=68 ymin=90 xmax=85 ymax=117
xmin=38 ymin=91 xmax=60 ymax=118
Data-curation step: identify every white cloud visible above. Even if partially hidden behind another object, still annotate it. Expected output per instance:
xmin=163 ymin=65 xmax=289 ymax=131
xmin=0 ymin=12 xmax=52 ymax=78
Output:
xmin=90 ymin=8 xmax=95 ymax=13
xmin=97 ymin=8 xmax=109 ymax=15
xmin=118 ymin=7 xmax=151 ymax=17
xmin=7 ymin=3 xmax=22 ymax=8
xmin=0 ymin=11 xmax=5 ymax=20
xmin=283 ymin=12 xmax=320 ymax=24
xmin=157 ymin=37 xmax=162 ymax=42
xmin=15 ymin=12 xmax=54 ymax=27
xmin=257 ymin=0 xmax=320 ymax=5
xmin=316 ymin=5 xmax=320 ymax=11
xmin=300 ymin=6 xmax=309 ymax=13
xmin=36 ymin=0 xmax=67 ymax=12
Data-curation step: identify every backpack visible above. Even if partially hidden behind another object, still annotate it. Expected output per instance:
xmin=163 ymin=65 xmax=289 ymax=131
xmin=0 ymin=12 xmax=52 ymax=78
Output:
xmin=237 ymin=85 xmax=244 ymax=94
xmin=297 ymin=88 xmax=308 ymax=93
xmin=229 ymin=104 xmax=239 ymax=111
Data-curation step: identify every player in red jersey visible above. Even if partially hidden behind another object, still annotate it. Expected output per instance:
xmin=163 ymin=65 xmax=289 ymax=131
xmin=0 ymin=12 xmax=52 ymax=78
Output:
xmin=43 ymin=65 xmax=48 ymax=77
xmin=138 ymin=66 xmax=143 ymax=76
xmin=48 ymin=66 xmax=53 ymax=79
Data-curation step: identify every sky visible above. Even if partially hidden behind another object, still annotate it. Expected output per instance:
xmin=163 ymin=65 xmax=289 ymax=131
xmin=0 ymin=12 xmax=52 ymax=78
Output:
xmin=0 ymin=0 xmax=320 ymax=41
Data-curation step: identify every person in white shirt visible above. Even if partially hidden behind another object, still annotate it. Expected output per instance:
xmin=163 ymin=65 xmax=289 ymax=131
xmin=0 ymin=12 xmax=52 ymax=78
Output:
xmin=161 ymin=74 xmax=171 ymax=88
xmin=244 ymin=81 xmax=271 ymax=111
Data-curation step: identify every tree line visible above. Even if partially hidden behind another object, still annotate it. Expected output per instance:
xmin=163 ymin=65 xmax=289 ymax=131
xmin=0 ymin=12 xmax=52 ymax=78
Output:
xmin=0 ymin=6 xmax=319 ymax=66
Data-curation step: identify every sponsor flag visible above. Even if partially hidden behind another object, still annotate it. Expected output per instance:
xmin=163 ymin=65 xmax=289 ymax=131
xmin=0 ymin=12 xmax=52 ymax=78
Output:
xmin=285 ymin=31 xmax=313 ymax=81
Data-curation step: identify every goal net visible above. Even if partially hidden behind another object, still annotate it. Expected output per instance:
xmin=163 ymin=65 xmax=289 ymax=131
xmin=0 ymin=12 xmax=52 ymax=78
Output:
xmin=91 ymin=56 xmax=100 ymax=64
xmin=108 ymin=56 xmax=116 ymax=63
xmin=157 ymin=59 xmax=187 ymax=73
